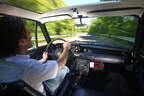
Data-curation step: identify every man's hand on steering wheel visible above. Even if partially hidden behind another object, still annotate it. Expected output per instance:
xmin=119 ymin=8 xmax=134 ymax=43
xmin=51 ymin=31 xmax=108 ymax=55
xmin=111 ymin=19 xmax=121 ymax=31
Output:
xmin=63 ymin=42 xmax=71 ymax=50
xmin=39 ymin=52 xmax=48 ymax=63
xmin=42 ymin=51 xmax=48 ymax=60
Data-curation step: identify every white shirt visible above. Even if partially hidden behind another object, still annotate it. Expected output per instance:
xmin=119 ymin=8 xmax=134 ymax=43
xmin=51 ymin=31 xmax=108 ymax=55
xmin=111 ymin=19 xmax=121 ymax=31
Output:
xmin=0 ymin=54 xmax=58 ymax=93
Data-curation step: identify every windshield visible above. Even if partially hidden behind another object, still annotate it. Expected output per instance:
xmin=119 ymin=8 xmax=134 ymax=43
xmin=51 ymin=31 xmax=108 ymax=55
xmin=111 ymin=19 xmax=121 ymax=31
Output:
xmin=44 ymin=16 xmax=138 ymax=50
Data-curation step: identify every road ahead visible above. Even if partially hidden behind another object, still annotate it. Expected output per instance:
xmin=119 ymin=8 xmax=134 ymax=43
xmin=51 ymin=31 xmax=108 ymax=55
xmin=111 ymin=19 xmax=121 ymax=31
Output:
xmin=38 ymin=33 xmax=129 ymax=49
xmin=64 ymin=33 xmax=126 ymax=48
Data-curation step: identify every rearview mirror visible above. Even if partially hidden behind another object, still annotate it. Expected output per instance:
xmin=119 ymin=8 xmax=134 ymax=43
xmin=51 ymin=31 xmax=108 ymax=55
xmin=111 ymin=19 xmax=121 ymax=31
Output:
xmin=74 ymin=24 xmax=87 ymax=29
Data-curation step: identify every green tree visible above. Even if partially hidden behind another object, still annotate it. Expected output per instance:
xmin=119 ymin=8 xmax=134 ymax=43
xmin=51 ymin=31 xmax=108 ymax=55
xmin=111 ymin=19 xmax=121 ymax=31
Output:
xmin=88 ymin=16 xmax=138 ymax=37
xmin=0 ymin=0 xmax=75 ymax=36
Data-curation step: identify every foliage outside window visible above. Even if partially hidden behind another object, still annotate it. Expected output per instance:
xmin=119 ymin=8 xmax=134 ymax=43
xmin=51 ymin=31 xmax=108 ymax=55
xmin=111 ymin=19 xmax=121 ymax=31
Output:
xmin=88 ymin=16 xmax=138 ymax=49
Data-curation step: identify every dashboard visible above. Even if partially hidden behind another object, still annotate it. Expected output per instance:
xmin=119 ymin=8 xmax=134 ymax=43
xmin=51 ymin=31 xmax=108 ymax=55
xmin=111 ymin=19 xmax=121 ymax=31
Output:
xmin=67 ymin=43 xmax=130 ymax=86
xmin=70 ymin=44 xmax=129 ymax=64
xmin=29 ymin=43 xmax=130 ymax=72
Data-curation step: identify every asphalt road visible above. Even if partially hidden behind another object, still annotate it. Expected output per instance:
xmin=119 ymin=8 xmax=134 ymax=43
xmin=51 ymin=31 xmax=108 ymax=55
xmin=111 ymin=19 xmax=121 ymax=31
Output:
xmin=64 ymin=33 xmax=126 ymax=48
xmin=37 ymin=33 xmax=129 ymax=49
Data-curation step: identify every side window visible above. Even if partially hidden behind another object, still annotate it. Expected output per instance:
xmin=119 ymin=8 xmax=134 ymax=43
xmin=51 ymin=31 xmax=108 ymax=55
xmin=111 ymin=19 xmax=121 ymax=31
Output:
xmin=26 ymin=20 xmax=36 ymax=49
xmin=37 ymin=26 xmax=47 ymax=47
xmin=26 ymin=20 xmax=47 ymax=50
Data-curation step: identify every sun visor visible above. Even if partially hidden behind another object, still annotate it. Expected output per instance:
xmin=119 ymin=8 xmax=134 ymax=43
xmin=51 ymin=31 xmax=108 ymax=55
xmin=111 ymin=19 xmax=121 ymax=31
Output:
xmin=38 ymin=15 xmax=72 ymax=23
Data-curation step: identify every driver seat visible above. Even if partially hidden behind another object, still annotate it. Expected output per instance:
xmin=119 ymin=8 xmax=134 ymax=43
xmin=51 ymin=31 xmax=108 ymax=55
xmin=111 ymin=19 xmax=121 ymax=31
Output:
xmin=0 ymin=73 xmax=72 ymax=96
xmin=0 ymin=80 xmax=44 ymax=96
xmin=0 ymin=59 xmax=45 ymax=96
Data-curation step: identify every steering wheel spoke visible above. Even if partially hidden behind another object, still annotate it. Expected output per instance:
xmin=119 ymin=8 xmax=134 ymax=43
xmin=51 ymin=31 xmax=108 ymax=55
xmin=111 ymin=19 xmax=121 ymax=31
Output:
xmin=45 ymin=38 xmax=65 ymax=59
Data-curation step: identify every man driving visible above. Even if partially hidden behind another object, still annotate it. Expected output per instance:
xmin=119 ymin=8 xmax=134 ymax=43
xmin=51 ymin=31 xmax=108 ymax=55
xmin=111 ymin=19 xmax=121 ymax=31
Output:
xmin=0 ymin=16 xmax=71 ymax=95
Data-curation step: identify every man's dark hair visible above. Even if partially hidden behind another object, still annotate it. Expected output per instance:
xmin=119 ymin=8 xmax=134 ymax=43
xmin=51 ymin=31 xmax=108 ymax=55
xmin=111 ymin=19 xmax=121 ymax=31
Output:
xmin=0 ymin=16 xmax=27 ymax=57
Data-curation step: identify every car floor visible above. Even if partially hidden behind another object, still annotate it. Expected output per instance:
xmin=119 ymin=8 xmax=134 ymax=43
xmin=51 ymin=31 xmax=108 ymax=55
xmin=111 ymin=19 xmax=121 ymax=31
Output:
xmin=72 ymin=69 xmax=104 ymax=96
xmin=71 ymin=68 xmax=132 ymax=96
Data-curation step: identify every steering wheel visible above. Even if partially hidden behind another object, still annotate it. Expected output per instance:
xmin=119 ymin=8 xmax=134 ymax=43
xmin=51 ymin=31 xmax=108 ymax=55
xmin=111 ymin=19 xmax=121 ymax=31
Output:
xmin=45 ymin=38 xmax=66 ymax=59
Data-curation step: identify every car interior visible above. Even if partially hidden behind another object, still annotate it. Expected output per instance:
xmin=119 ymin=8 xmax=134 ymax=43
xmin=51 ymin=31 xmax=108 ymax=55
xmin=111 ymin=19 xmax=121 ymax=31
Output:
xmin=1 ymin=0 xmax=144 ymax=96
